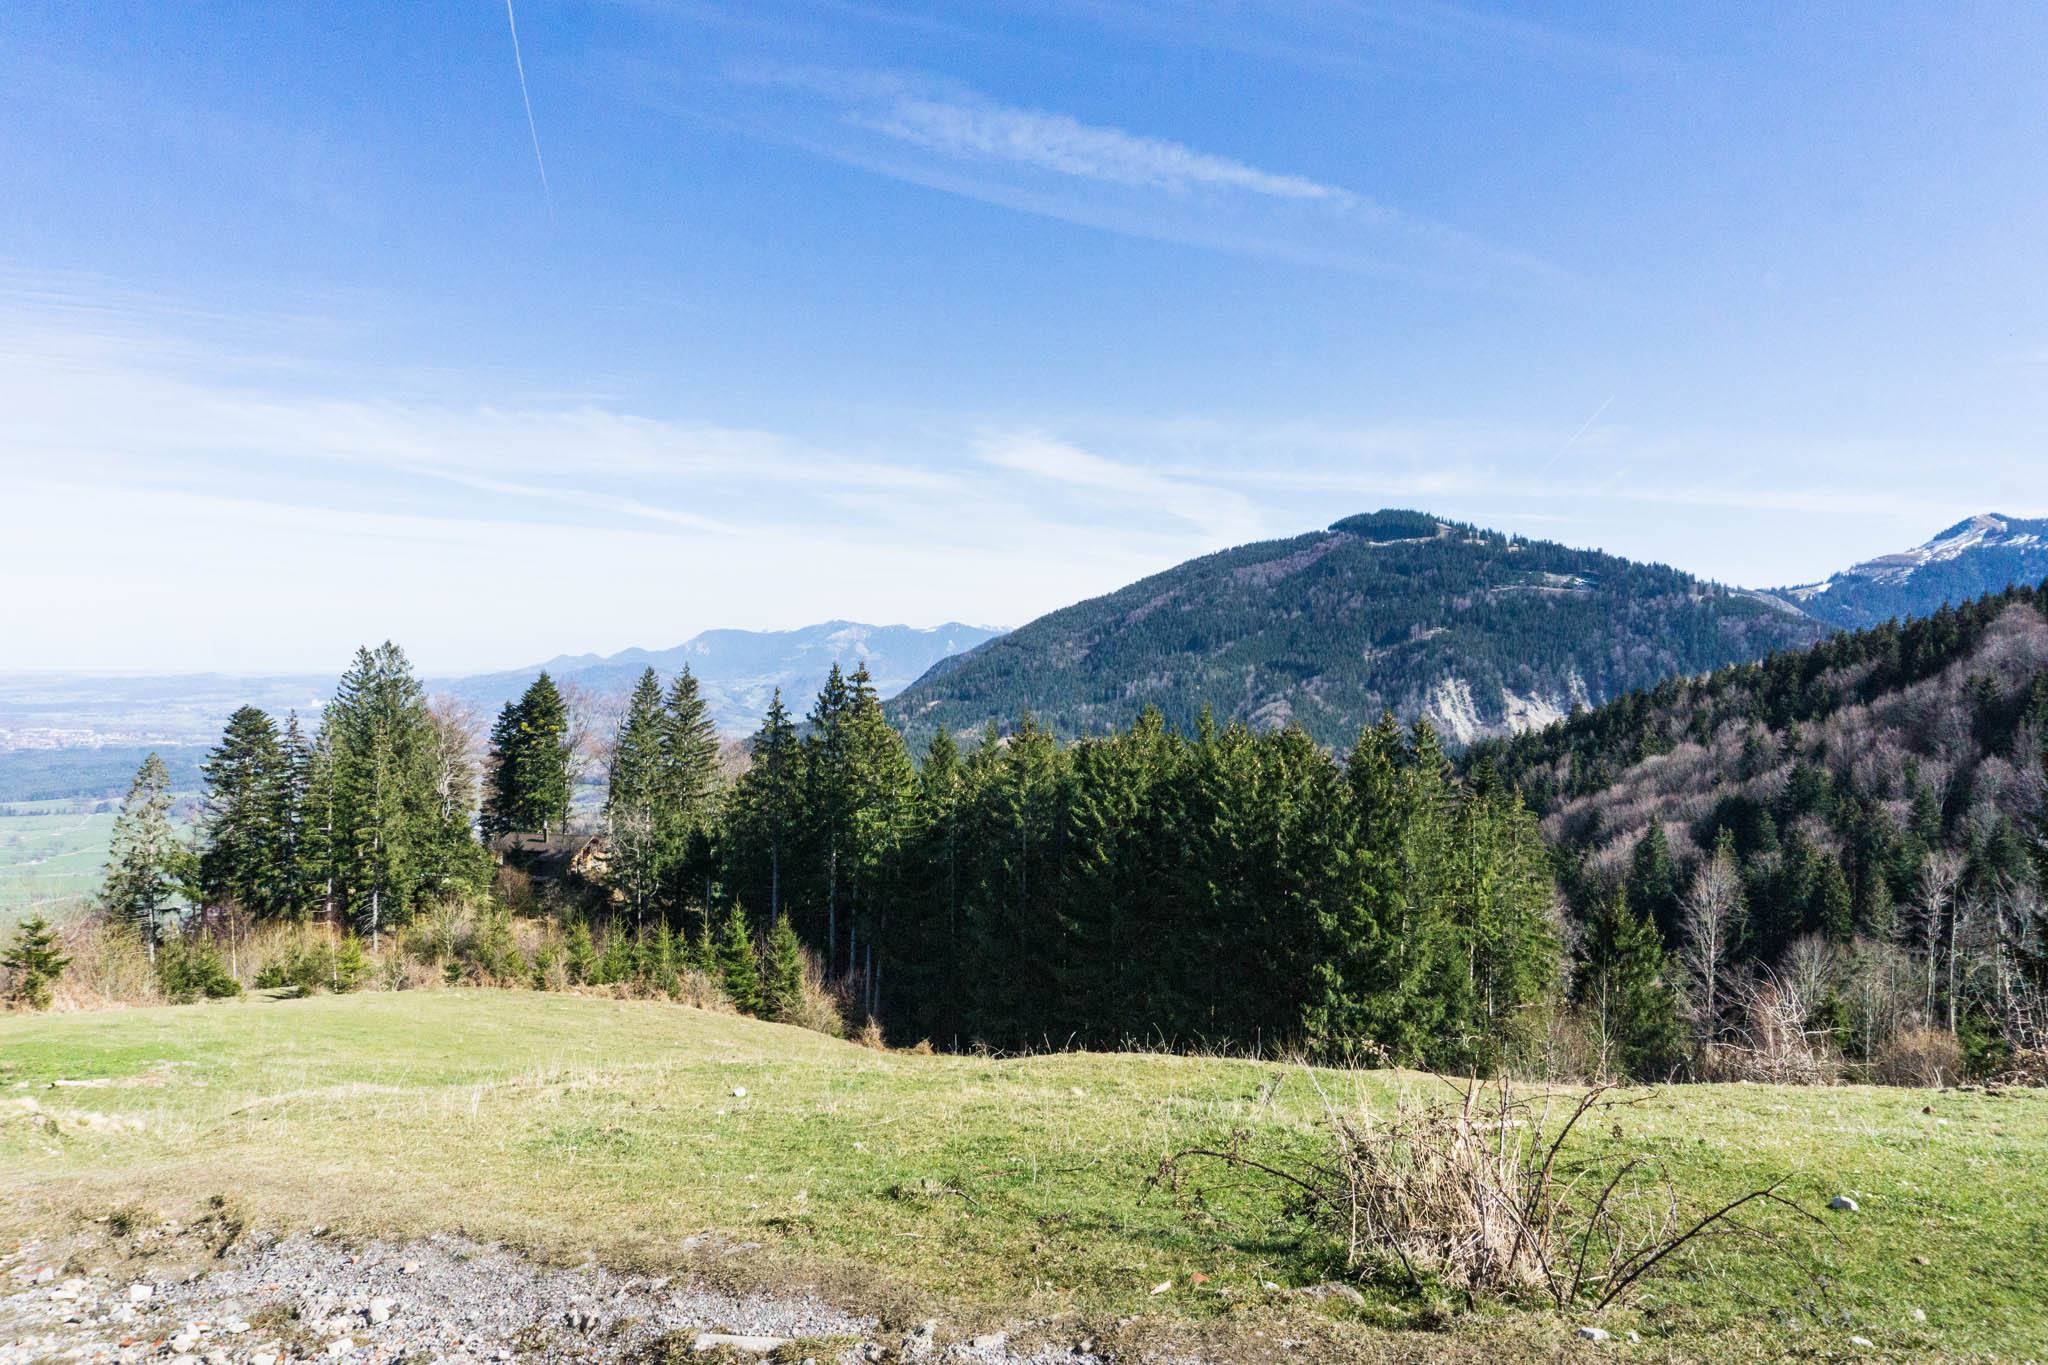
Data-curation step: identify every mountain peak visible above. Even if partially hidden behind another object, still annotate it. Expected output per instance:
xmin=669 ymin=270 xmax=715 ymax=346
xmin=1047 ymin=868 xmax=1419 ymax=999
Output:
xmin=887 ymin=513 xmax=1825 ymax=749
xmin=1780 ymin=513 xmax=2048 ymax=629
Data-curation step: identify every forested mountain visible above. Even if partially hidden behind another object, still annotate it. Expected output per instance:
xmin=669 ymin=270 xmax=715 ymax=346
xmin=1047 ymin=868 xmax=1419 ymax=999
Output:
xmin=887 ymin=510 xmax=1827 ymax=749
xmin=1473 ymin=582 xmax=2048 ymax=1075
xmin=1778 ymin=514 xmax=2048 ymax=631
xmin=438 ymin=620 xmax=1002 ymax=736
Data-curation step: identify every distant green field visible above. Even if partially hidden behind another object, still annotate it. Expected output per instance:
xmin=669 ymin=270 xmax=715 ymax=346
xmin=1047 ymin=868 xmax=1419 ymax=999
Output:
xmin=0 ymin=803 xmax=116 ymax=924
xmin=3 ymin=992 xmax=2041 ymax=1361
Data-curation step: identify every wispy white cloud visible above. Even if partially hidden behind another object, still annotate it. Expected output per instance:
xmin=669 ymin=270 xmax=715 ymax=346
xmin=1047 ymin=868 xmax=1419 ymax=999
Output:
xmin=978 ymin=432 xmax=1267 ymax=544
xmin=626 ymin=65 xmax=1556 ymax=287
xmin=852 ymin=93 xmax=1341 ymax=202
xmin=0 ymin=280 xmax=1229 ymax=670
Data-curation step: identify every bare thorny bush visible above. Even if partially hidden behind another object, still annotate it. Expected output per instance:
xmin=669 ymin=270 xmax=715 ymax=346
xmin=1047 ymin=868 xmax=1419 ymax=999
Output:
xmin=1157 ymin=1075 xmax=1822 ymax=1314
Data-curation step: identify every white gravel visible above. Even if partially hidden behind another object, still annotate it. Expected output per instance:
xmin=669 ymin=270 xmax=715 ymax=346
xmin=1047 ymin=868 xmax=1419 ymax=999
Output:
xmin=1 ymin=1230 xmax=1103 ymax=1365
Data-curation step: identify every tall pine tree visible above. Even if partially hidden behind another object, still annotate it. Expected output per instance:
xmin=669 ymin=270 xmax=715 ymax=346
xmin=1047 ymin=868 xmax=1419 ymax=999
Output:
xmin=101 ymin=753 xmax=190 ymax=950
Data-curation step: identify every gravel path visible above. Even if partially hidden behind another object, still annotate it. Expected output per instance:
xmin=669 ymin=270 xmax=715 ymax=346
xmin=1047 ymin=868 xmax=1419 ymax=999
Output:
xmin=0 ymin=1228 xmax=1103 ymax=1365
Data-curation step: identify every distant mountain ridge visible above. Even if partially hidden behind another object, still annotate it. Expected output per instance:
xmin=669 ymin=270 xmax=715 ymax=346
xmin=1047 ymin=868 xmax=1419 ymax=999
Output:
xmin=0 ymin=622 xmax=1004 ymax=766
xmin=886 ymin=510 xmax=1831 ymax=749
xmin=441 ymin=620 xmax=1004 ymax=734
xmin=1778 ymin=513 xmax=2048 ymax=630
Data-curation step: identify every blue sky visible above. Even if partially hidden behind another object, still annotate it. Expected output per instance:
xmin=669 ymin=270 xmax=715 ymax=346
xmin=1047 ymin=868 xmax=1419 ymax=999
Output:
xmin=2 ymin=1 xmax=2044 ymax=672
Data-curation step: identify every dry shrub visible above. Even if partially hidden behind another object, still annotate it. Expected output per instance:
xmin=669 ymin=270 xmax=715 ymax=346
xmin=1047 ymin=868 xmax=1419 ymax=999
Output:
xmin=788 ymin=951 xmax=850 ymax=1039
xmin=50 ymin=919 xmax=159 ymax=1009
xmin=1994 ymin=1048 xmax=2048 ymax=1086
xmin=668 ymin=967 xmax=730 ymax=1011
xmin=1699 ymin=976 xmax=1842 ymax=1085
xmin=1160 ymin=1077 xmax=1815 ymax=1312
xmin=1871 ymin=1026 xmax=1964 ymax=1088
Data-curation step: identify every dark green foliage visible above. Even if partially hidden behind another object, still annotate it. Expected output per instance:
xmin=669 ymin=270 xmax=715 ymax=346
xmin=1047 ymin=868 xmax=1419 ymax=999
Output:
xmin=886 ymin=510 xmax=1828 ymax=749
xmin=3 ymin=915 xmax=70 ymax=1009
xmin=156 ymin=935 xmax=242 ymax=1003
xmin=1577 ymin=890 xmax=1683 ymax=1079
xmin=198 ymin=707 xmax=293 ymax=918
xmin=1627 ymin=823 xmax=1682 ymax=946
xmin=101 ymin=753 xmax=192 ymax=945
xmin=565 ymin=919 xmax=599 ymax=985
xmin=600 ymin=666 xmax=725 ymax=927
xmin=604 ymin=669 xmax=670 ymax=921
xmin=484 ymin=672 xmax=571 ymax=839
xmin=725 ymin=691 xmax=804 ymax=926
xmin=758 ymin=914 xmax=805 ymax=1022
xmin=320 ymin=643 xmax=488 ymax=940
xmin=714 ymin=903 xmax=758 ymax=1014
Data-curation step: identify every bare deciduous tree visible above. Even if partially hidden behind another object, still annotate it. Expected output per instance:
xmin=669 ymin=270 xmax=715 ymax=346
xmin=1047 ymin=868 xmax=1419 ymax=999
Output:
xmin=1916 ymin=852 xmax=1964 ymax=1024
xmin=1678 ymin=841 xmax=1742 ymax=1043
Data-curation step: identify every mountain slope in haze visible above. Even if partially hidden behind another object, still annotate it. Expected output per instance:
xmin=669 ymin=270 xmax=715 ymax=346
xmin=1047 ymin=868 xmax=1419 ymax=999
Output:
xmin=1779 ymin=513 xmax=2048 ymax=631
xmin=886 ymin=510 xmax=1830 ymax=749
xmin=441 ymin=620 xmax=1003 ymax=734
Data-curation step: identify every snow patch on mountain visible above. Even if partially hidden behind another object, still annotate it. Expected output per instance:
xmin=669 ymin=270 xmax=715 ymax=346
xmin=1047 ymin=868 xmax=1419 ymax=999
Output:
xmin=1787 ymin=514 xmax=2047 ymax=597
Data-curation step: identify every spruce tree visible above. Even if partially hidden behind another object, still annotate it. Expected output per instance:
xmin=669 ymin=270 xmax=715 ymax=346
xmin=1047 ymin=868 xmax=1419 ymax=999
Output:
xmin=758 ymin=913 xmax=805 ymax=1022
xmin=323 ymin=643 xmax=477 ymax=942
xmin=731 ymin=691 xmax=803 ymax=926
xmin=715 ymin=903 xmax=759 ymax=1014
xmin=565 ymin=919 xmax=600 ymax=985
xmin=660 ymin=667 xmax=720 ymax=829
xmin=605 ymin=669 xmax=669 ymax=923
xmin=502 ymin=672 xmax=572 ymax=837
xmin=276 ymin=711 xmax=316 ymax=918
xmin=3 ymin=915 xmax=70 ymax=1010
xmin=482 ymin=700 xmax=524 ymax=841
xmin=1627 ymin=822 xmax=1683 ymax=946
xmin=101 ymin=753 xmax=190 ymax=950
xmin=1578 ymin=888 xmax=1684 ymax=1079
xmin=197 ymin=706 xmax=289 ymax=917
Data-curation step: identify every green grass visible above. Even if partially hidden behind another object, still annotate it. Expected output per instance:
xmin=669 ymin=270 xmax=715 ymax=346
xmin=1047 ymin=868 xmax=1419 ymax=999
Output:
xmin=3 ymin=992 xmax=2042 ymax=1361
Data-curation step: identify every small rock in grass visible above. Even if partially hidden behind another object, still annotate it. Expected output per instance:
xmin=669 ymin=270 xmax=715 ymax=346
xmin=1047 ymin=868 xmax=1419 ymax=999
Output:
xmin=1911 ymin=1308 xmax=1926 ymax=1323
xmin=1150 ymin=1280 xmax=1173 ymax=1295
xmin=1577 ymin=1326 xmax=1611 ymax=1342
xmin=399 ymin=1262 xmax=420 ymax=1276
xmin=690 ymin=1334 xmax=787 ymax=1356
xmin=1851 ymin=1337 xmax=1874 ymax=1349
xmin=1830 ymin=1196 xmax=1860 ymax=1212
xmin=1912 ymin=1255 xmax=1930 ymax=1266
xmin=731 ymin=1086 xmax=747 ymax=1098
xmin=969 ymin=1333 xmax=1007 ymax=1350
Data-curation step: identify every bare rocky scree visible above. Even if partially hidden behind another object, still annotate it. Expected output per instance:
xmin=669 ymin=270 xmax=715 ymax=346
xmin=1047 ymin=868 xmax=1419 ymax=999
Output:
xmin=1 ymin=1228 xmax=1101 ymax=1365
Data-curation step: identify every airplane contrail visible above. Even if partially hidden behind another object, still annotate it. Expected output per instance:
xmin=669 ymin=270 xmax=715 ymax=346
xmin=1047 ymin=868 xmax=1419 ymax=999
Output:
xmin=503 ymin=0 xmax=553 ymax=217
xmin=1536 ymin=394 xmax=1614 ymax=474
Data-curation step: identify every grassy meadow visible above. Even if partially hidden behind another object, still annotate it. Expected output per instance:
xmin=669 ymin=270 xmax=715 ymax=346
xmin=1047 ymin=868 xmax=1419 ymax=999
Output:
xmin=2 ymin=991 xmax=2042 ymax=1361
